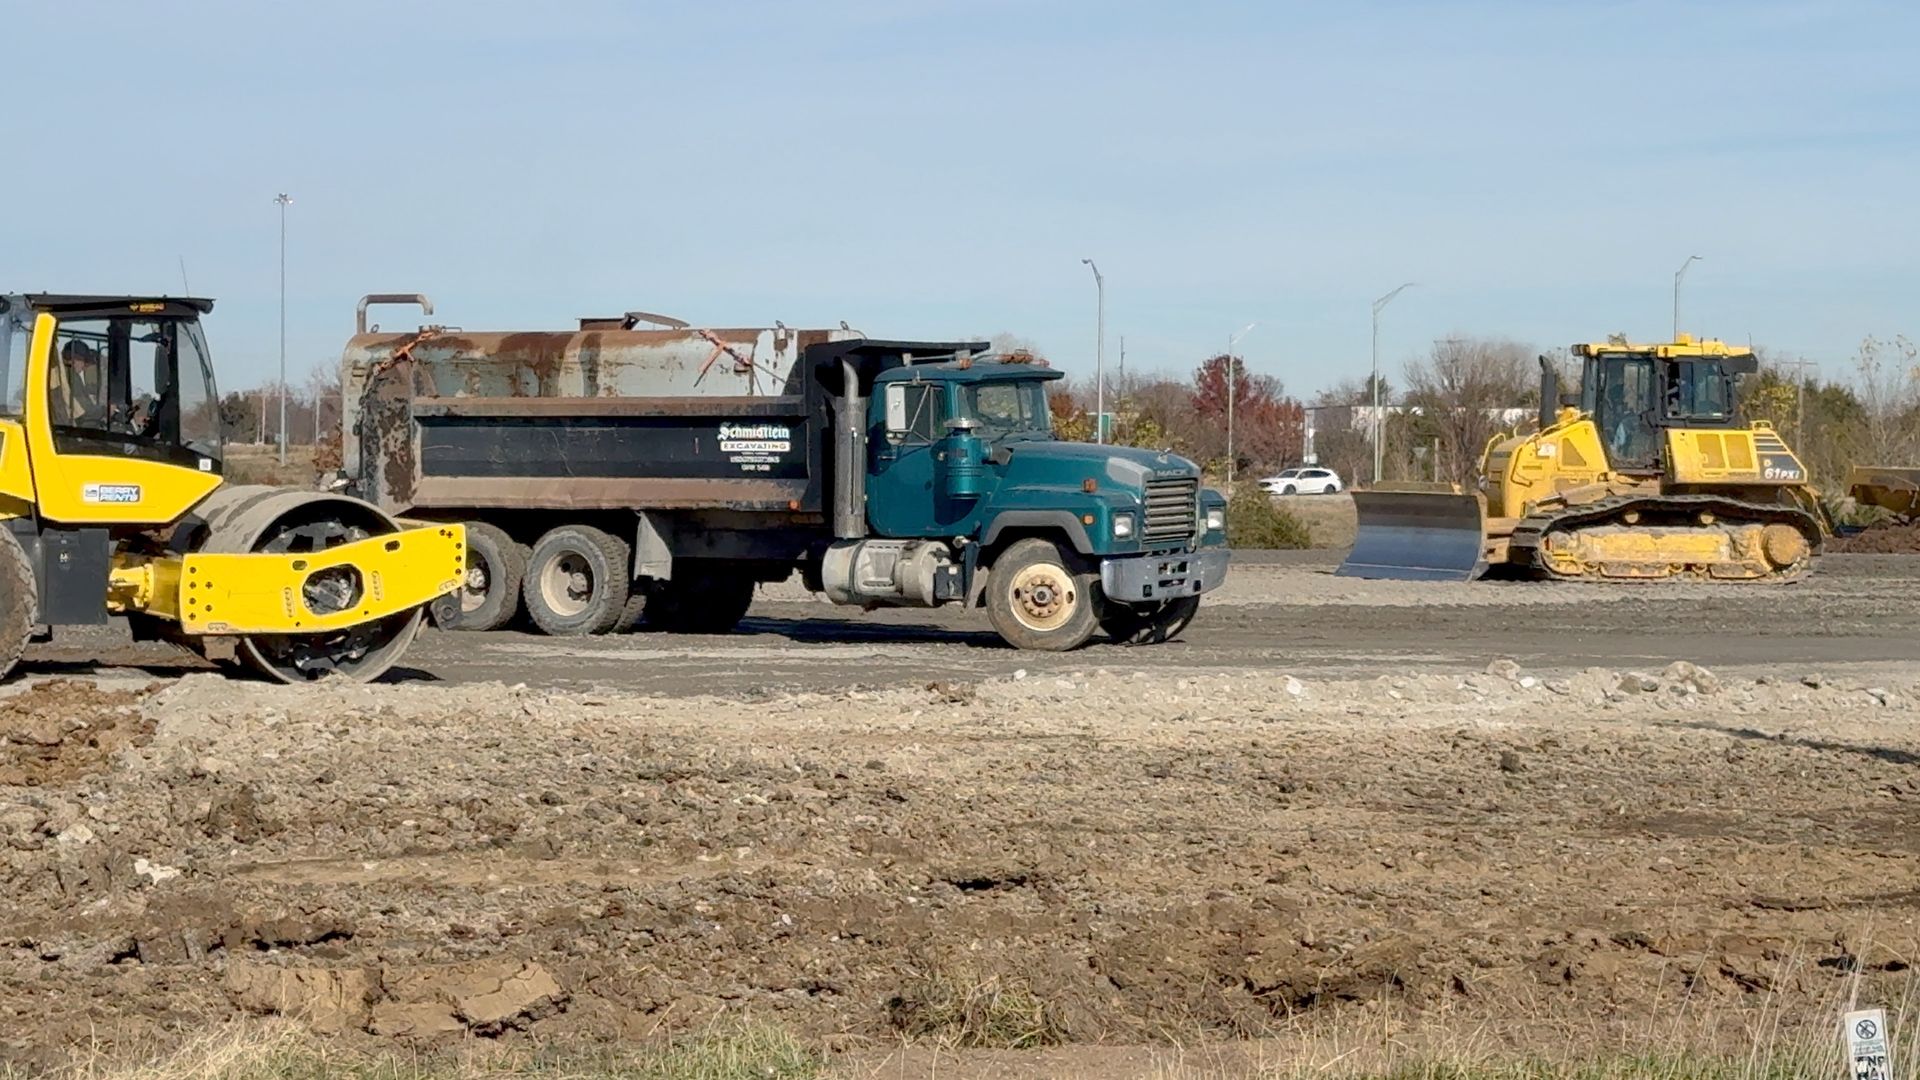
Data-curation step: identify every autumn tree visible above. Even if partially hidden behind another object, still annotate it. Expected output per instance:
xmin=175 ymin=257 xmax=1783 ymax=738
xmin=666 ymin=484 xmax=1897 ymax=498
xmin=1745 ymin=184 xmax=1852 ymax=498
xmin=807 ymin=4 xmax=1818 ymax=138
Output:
xmin=1190 ymin=354 xmax=1305 ymax=475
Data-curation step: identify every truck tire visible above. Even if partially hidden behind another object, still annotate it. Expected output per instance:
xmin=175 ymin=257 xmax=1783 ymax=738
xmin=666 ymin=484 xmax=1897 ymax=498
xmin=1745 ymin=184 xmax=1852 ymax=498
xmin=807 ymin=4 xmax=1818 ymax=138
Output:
xmin=1099 ymin=595 xmax=1200 ymax=646
xmin=443 ymin=522 xmax=527 ymax=632
xmin=985 ymin=537 xmax=1099 ymax=651
xmin=612 ymin=592 xmax=648 ymax=633
xmin=522 ymin=525 xmax=631 ymax=636
xmin=0 ymin=530 xmax=36 ymax=680
xmin=643 ymin=566 xmax=754 ymax=634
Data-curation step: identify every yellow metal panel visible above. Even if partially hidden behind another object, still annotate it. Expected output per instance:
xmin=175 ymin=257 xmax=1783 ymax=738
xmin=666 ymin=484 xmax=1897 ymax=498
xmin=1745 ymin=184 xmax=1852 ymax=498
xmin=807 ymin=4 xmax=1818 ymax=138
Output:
xmin=176 ymin=524 xmax=465 ymax=636
xmin=22 ymin=313 xmax=223 ymax=525
xmin=1667 ymin=429 xmax=1763 ymax=483
xmin=0 ymin=419 xmax=35 ymax=506
xmin=1493 ymin=417 xmax=1610 ymax=518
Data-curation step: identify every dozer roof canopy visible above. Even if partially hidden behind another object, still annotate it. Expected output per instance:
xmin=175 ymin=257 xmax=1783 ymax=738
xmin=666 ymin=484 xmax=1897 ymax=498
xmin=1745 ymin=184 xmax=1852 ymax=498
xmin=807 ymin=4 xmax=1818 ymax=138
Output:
xmin=1571 ymin=334 xmax=1757 ymax=372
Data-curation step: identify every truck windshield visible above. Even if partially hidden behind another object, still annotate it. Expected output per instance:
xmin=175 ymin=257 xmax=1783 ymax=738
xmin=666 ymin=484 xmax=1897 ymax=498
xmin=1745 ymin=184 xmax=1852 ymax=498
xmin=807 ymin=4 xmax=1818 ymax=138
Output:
xmin=958 ymin=380 xmax=1051 ymax=441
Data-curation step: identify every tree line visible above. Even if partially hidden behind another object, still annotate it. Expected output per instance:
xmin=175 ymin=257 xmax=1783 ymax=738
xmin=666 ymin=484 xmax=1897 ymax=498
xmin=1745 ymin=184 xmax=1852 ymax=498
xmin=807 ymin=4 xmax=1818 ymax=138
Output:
xmin=1043 ymin=335 xmax=1920 ymax=488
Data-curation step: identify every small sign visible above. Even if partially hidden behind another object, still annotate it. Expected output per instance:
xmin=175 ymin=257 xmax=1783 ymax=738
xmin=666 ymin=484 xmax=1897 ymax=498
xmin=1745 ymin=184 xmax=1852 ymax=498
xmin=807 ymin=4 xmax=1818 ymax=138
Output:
xmin=1845 ymin=1008 xmax=1893 ymax=1080
xmin=81 ymin=483 xmax=141 ymax=504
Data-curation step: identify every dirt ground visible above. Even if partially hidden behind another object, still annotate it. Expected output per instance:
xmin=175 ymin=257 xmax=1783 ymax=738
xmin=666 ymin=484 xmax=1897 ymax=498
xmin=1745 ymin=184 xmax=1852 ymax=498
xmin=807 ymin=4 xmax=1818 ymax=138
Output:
xmin=2 ymin=552 xmax=1919 ymax=1075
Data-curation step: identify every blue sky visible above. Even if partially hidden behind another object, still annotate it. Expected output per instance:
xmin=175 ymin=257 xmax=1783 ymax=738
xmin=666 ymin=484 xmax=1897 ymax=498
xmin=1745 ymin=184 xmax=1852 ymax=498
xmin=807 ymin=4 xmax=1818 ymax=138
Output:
xmin=5 ymin=0 xmax=1915 ymax=397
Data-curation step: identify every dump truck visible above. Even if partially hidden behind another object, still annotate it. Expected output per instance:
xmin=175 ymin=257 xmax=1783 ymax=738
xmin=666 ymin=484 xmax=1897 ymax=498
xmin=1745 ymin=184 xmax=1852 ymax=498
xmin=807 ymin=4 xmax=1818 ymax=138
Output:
xmin=339 ymin=295 xmax=1228 ymax=651
xmin=0 ymin=294 xmax=463 ymax=682
xmin=1339 ymin=336 xmax=1827 ymax=582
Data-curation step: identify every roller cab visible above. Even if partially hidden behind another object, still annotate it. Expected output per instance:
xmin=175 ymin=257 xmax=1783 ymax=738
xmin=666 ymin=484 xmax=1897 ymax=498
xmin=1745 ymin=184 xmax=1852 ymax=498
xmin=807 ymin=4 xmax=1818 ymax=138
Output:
xmin=0 ymin=294 xmax=462 ymax=682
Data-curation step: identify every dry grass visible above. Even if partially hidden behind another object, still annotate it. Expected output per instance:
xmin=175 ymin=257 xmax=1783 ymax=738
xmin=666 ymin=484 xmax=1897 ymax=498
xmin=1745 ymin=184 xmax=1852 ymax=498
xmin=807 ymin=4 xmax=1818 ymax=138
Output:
xmin=15 ymin=1020 xmax=822 ymax=1080
xmin=222 ymin=443 xmax=320 ymax=488
xmin=885 ymin=962 xmax=1071 ymax=1050
xmin=1269 ymin=491 xmax=1356 ymax=549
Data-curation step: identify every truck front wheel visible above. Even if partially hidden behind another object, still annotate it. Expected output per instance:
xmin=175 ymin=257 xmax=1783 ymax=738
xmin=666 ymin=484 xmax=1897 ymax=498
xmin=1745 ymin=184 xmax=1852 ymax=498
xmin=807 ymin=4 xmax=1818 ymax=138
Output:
xmin=522 ymin=525 xmax=632 ymax=636
xmin=986 ymin=538 xmax=1099 ymax=651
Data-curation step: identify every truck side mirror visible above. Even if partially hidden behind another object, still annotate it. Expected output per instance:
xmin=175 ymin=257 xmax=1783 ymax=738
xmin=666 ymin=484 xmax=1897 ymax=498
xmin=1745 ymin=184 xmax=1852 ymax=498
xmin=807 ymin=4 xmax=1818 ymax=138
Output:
xmin=883 ymin=384 xmax=909 ymax=434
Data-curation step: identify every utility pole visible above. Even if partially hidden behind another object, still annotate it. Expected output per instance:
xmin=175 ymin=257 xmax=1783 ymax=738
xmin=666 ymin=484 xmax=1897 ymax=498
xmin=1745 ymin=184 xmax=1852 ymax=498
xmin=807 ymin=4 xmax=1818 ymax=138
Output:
xmin=1081 ymin=259 xmax=1105 ymax=443
xmin=1672 ymin=254 xmax=1702 ymax=340
xmin=275 ymin=193 xmax=294 ymax=464
xmin=1371 ymin=282 xmax=1416 ymax=484
xmin=1225 ymin=322 xmax=1258 ymax=488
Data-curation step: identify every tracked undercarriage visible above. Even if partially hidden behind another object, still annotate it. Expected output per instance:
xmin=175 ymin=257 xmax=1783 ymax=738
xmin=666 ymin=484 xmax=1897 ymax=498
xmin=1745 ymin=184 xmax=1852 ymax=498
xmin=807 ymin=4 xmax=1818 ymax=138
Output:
xmin=1507 ymin=494 xmax=1822 ymax=582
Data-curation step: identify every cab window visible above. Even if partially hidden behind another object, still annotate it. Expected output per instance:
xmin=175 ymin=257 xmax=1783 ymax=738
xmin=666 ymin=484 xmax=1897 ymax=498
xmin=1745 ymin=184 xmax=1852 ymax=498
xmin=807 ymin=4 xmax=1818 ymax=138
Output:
xmin=48 ymin=316 xmax=221 ymax=465
xmin=902 ymin=383 xmax=942 ymax=442
xmin=1665 ymin=360 xmax=1732 ymax=422
xmin=959 ymin=380 xmax=1051 ymax=440
xmin=0 ymin=314 xmax=26 ymax=414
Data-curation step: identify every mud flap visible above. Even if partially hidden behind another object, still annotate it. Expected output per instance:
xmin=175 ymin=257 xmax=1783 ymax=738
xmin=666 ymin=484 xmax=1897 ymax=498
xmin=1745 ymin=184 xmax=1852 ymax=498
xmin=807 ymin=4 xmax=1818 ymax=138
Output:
xmin=1337 ymin=490 xmax=1489 ymax=582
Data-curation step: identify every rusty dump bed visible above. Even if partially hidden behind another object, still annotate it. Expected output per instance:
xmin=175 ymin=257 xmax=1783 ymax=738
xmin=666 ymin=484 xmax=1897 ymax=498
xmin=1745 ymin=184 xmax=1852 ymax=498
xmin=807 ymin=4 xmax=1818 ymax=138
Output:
xmin=339 ymin=313 xmax=987 ymax=520
xmin=342 ymin=323 xmax=856 ymax=515
xmin=1850 ymin=465 xmax=1920 ymax=521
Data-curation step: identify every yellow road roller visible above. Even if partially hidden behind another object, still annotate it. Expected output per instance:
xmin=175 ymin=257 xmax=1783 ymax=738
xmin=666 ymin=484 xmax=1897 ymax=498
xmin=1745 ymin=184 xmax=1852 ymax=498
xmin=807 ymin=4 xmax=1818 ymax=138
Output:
xmin=0 ymin=293 xmax=462 ymax=681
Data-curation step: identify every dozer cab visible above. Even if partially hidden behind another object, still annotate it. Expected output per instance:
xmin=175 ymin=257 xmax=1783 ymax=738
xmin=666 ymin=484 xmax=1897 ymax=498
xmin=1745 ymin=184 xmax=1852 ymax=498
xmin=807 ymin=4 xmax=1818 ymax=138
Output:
xmin=1339 ymin=336 xmax=1826 ymax=583
xmin=0 ymin=294 xmax=463 ymax=681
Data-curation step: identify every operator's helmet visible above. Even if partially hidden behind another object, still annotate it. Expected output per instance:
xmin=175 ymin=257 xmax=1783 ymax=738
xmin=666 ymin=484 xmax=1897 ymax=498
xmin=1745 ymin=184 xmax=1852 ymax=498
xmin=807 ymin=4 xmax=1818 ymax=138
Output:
xmin=61 ymin=339 xmax=99 ymax=368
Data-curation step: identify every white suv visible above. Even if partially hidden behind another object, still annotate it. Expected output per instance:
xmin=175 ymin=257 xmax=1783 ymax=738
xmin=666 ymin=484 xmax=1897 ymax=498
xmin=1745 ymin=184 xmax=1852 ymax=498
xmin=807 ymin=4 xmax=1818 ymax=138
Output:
xmin=1259 ymin=467 xmax=1343 ymax=495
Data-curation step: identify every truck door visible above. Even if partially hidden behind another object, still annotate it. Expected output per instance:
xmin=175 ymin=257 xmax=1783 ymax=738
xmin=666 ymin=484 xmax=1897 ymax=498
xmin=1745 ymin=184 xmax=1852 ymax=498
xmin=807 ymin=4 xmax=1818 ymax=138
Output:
xmin=868 ymin=380 xmax=943 ymax=536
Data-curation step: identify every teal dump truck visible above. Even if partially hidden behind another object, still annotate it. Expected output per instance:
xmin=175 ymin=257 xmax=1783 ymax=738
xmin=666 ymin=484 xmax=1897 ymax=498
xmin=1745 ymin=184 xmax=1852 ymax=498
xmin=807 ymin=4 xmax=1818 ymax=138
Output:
xmin=340 ymin=296 xmax=1228 ymax=650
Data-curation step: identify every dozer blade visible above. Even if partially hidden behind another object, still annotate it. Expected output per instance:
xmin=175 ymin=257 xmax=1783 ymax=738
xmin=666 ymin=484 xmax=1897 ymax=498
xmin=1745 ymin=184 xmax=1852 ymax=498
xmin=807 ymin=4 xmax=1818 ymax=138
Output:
xmin=1337 ymin=488 xmax=1489 ymax=582
xmin=1849 ymin=465 xmax=1920 ymax=520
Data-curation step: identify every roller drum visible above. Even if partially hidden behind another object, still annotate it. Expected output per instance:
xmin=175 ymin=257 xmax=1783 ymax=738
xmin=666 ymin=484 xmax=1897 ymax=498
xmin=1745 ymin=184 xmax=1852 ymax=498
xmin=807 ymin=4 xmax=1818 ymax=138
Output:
xmin=187 ymin=485 xmax=424 ymax=683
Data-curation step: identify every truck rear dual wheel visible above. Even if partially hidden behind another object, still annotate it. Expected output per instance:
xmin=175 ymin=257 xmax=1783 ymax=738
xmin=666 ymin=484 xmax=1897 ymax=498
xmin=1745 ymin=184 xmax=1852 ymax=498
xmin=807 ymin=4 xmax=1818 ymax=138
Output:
xmin=523 ymin=525 xmax=632 ymax=636
xmin=442 ymin=522 xmax=527 ymax=632
xmin=986 ymin=538 xmax=1100 ymax=651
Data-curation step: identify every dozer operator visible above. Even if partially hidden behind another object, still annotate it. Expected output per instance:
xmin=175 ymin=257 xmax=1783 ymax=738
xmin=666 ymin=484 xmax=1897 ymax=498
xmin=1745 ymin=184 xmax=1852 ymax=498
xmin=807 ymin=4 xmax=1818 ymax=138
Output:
xmin=1339 ymin=335 xmax=1826 ymax=583
xmin=0 ymin=294 xmax=464 ymax=682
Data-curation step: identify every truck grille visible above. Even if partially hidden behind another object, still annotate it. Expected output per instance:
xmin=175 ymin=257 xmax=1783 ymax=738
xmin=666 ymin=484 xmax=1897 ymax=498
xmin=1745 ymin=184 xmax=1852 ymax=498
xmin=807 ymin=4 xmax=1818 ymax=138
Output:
xmin=1142 ymin=477 xmax=1199 ymax=544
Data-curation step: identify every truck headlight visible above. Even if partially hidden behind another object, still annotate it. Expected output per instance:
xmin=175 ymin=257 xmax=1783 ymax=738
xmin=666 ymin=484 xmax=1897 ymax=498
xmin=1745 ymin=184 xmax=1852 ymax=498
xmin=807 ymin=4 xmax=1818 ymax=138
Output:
xmin=1112 ymin=514 xmax=1134 ymax=539
xmin=1205 ymin=508 xmax=1226 ymax=532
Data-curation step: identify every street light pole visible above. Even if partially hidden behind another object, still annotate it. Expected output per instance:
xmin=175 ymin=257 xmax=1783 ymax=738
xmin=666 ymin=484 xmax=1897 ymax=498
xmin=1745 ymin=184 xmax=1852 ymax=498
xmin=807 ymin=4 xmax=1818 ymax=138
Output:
xmin=1081 ymin=258 xmax=1105 ymax=443
xmin=1225 ymin=322 xmax=1258 ymax=488
xmin=275 ymin=193 xmax=293 ymax=464
xmin=1672 ymin=254 xmax=1702 ymax=340
xmin=1370 ymin=282 xmax=1416 ymax=484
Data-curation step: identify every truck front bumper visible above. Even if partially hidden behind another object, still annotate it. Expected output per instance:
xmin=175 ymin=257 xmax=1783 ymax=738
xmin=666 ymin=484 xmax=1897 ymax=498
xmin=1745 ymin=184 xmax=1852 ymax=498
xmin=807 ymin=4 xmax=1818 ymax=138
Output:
xmin=1100 ymin=548 xmax=1230 ymax=604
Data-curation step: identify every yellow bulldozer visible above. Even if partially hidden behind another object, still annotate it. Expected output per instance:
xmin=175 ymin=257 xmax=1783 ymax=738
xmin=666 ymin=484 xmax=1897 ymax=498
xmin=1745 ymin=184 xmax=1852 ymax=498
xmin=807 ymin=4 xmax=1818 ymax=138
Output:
xmin=1339 ymin=336 xmax=1827 ymax=582
xmin=0 ymin=293 xmax=463 ymax=681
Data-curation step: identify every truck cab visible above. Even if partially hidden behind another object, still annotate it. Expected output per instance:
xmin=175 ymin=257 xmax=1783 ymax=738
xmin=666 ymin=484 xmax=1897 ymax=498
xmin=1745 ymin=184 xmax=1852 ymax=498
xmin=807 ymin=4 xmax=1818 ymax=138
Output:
xmin=819 ymin=355 xmax=1229 ymax=650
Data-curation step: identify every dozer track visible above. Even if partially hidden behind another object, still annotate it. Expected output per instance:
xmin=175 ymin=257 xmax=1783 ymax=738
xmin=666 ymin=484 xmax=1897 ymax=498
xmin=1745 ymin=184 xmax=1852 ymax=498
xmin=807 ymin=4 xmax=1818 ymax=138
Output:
xmin=1508 ymin=494 xmax=1821 ymax=583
